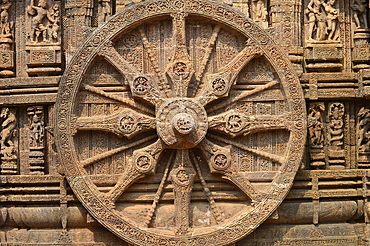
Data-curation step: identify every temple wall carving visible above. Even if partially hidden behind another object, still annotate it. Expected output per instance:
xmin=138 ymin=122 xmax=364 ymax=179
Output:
xmin=1 ymin=0 xmax=370 ymax=245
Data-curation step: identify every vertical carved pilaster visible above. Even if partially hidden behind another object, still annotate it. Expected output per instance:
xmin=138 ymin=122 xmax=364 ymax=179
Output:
xmin=357 ymin=107 xmax=370 ymax=167
xmin=327 ymin=102 xmax=345 ymax=169
xmin=0 ymin=0 xmax=14 ymax=77
xmin=0 ymin=107 xmax=17 ymax=174
xmin=97 ymin=0 xmax=111 ymax=26
xmin=25 ymin=0 xmax=62 ymax=76
xmin=27 ymin=106 xmax=45 ymax=175
xmin=64 ymin=0 xmax=94 ymax=62
xmin=308 ymin=103 xmax=325 ymax=169
xmin=250 ymin=0 xmax=268 ymax=29
xmin=352 ymin=0 xmax=370 ymax=71
xmin=269 ymin=0 xmax=302 ymax=73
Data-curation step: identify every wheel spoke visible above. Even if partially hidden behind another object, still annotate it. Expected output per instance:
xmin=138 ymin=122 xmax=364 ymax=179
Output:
xmin=166 ymin=12 xmax=194 ymax=97
xmin=222 ymin=172 xmax=264 ymax=203
xmin=170 ymin=149 xmax=196 ymax=235
xmin=98 ymin=43 xmax=139 ymax=74
xmin=98 ymin=44 xmax=164 ymax=105
xmin=207 ymin=80 xmax=279 ymax=113
xmin=82 ymin=84 xmax=154 ymax=115
xmin=219 ymin=46 xmax=262 ymax=73
xmin=208 ymin=133 xmax=285 ymax=165
xmin=105 ymin=139 xmax=165 ymax=204
xmin=199 ymin=139 xmax=262 ymax=201
xmin=208 ymin=110 xmax=292 ymax=138
xmin=80 ymin=135 xmax=157 ymax=168
xmin=124 ymin=73 xmax=164 ymax=106
xmin=196 ymin=25 xmax=221 ymax=82
xmin=75 ymin=109 xmax=156 ymax=138
xmin=189 ymin=150 xmax=223 ymax=224
xmin=196 ymin=72 xmax=237 ymax=106
xmin=139 ymin=27 xmax=171 ymax=97
xmin=144 ymin=151 xmax=175 ymax=227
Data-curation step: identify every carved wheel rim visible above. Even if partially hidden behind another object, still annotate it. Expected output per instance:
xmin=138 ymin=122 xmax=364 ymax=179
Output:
xmin=55 ymin=0 xmax=306 ymax=245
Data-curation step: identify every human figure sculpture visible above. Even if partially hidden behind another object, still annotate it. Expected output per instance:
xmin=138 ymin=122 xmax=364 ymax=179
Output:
xmin=253 ymin=0 xmax=267 ymax=22
xmin=30 ymin=113 xmax=44 ymax=146
xmin=358 ymin=107 xmax=370 ymax=152
xmin=0 ymin=107 xmax=16 ymax=152
xmin=308 ymin=105 xmax=324 ymax=146
xmin=323 ymin=0 xmax=339 ymax=40
xmin=0 ymin=0 xmax=12 ymax=50
xmin=0 ymin=0 xmax=11 ymax=25
xmin=329 ymin=103 xmax=344 ymax=146
xmin=27 ymin=0 xmax=48 ymax=42
xmin=98 ymin=0 xmax=111 ymax=25
xmin=47 ymin=4 xmax=60 ymax=42
xmin=353 ymin=0 xmax=368 ymax=29
xmin=306 ymin=0 xmax=326 ymax=41
xmin=306 ymin=0 xmax=340 ymax=41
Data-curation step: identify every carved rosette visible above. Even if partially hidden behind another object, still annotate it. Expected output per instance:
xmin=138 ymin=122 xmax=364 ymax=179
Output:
xmin=55 ymin=0 xmax=306 ymax=245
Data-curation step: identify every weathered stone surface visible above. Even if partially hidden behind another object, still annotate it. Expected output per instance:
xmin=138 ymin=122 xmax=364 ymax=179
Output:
xmin=0 ymin=0 xmax=370 ymax=245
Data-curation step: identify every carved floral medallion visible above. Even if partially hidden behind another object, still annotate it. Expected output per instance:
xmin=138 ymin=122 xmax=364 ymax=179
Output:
xmin=55 ymin=0 xmax=306 ymax=245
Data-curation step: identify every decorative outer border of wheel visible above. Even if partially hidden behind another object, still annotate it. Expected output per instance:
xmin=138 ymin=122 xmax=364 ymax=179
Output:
xmin=55 ymin=0 xmax=307 ymax=245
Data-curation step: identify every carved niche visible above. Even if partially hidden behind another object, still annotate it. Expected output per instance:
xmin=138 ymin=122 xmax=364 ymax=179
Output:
xmin=55 ymin=0 xmax=306 ymax=245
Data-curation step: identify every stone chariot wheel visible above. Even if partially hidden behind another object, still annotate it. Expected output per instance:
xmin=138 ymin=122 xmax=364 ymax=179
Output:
xmin=55 ymin=0 xmax=306 ymax=245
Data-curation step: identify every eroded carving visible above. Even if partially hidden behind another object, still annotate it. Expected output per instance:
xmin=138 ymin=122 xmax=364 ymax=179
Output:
xmin=0 ymin=107 xmax=17 ymax=174
xmin=308 ymin=103 xmax=325 ymax=169
xmin=25 ymin=0 xmax=62 ymax=76
xmin=358 ymin=107 xmax=370 ymax=166
xmin=251 ymin=0 xmax=268 ymax=28
xmin=27 ymin=0 xmax=60 ymax=43
xmin=0 ymin=0 xmax=12 ymax=50
xmin=353 ymin=0 xmax=368 ymax=29
xmin=0 ymin=0 xmax=13 ymax=77
xmin=27 ymin=106 xmax=45 ymax=175
xmin=328 ymin=102 xmax=345 ymax=168
xmin=98 ymin=0 xmax=111 ymax=26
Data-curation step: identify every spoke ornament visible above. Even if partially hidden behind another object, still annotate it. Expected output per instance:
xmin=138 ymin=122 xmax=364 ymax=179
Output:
xmin=55 ymin=0 xmax=306 ymax=245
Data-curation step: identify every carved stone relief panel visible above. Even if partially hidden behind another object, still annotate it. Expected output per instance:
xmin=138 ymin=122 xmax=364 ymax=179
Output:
xmin=25 ymin=0 xmax=62 ymax=76
xmin=308 ymin=102 xmax=325 ymax=169
xmin=304 ymin=0 xmax=345 ymax=72
xmin=351 ymin=0 xmax=370 ymax=70
xmin=55 ymin=0 xmax=306 ymax=245
xmin=0 ymin=107 xmax=17 ymax=174
xmin=0 ymin=0 xmax=14 ymax=77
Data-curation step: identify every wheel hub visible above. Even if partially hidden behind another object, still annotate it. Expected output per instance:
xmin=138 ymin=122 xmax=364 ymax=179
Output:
xmin=156 ymin=98 xmax=208 ymax=149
